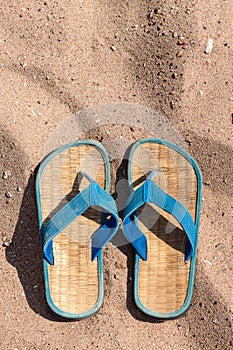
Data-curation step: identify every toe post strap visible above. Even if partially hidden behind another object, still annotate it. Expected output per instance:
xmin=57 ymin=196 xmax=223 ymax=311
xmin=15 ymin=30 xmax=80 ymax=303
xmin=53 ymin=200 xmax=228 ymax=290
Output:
xmin=122 ymin=170 xmax=197 ymax=262
xmin=42 ymin=174 xmax=119 ymax=265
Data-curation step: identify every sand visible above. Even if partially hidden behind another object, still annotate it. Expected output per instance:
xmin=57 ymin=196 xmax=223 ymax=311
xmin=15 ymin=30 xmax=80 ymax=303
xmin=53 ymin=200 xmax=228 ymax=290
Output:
xmin=0 ymin=0 xmax=232 ymax=349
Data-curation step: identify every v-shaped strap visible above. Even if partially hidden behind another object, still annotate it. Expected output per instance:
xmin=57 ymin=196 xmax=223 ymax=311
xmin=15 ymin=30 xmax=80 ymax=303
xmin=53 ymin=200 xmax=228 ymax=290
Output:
xmin=41 ymin=173 xmax=119 ymax=265
xmin=122 ymin=170 xmax=197 ymax=262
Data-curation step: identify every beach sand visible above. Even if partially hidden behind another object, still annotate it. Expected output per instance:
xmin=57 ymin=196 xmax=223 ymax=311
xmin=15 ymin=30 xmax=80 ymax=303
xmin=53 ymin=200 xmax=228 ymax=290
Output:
xmin=0 ymin=0 xmax=232 ymax=349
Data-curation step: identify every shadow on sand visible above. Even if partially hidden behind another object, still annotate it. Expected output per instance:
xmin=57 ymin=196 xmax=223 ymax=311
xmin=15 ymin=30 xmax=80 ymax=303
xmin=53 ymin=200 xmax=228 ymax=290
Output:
xmin=4 ymin=132 xmax=232 ymax=347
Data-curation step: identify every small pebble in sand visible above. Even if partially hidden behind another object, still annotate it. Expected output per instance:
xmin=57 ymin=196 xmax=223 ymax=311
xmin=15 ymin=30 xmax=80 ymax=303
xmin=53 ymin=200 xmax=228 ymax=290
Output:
xmin=204 ymin=181 xmax=211 ymax=185
xmin=2 ymin=237 xmax=12 ymax=247
xmin=176 ymin=50 xmax=183 ymax=57
xmin=205 ymin=38 xmax=214 ymax=54
xmin=5 ymin=191 xmax=12 ymax=198
xmin=172 ymin=72 xmax=178 ymax=79
xmin=154 ymin=8 xmax=161 ymax=14
xmin=110 ymin=45 xmax=116 ymax=51
xmin=204 ymin=258 xmax=212 ymax=266
xmin=20 ymin=62 xmax=27 ymax=69
xmin=2 ymin=170 xmax=11 ymax=179
xmin=170 ymin=101 xmax=175 ymax=109
xmin=148 ymin=11 xmax=153 ymax=19
xmin=17 ymin=186 xmax=22 ymax=192
xmin=199 ymin=90 xmax=204 ymax=96
xmin=177 ymin=40 xmax=186 ymax=46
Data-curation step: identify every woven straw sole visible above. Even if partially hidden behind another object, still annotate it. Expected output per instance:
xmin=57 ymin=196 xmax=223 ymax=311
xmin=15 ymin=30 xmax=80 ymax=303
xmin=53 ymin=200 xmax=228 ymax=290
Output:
xmin=132 ymin=142 xmax=198 ymax=313
xmin=40 ymin=144 xmax=106 ymax=315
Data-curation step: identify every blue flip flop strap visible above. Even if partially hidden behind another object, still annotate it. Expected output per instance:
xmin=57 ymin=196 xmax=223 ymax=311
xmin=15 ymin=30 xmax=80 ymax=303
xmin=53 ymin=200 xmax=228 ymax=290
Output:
xmin=42 ymin=181 xmax=118 ymax=265
xmin=123 ymin=178 xmax=197 ymax=262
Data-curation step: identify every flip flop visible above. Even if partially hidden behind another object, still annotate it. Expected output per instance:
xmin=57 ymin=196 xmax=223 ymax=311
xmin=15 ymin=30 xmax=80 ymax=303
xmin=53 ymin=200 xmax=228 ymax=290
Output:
xmin=122 ymin=139 xmax=202 ymax=319
xmin=36 ymin=140 xmax=119 ymax=319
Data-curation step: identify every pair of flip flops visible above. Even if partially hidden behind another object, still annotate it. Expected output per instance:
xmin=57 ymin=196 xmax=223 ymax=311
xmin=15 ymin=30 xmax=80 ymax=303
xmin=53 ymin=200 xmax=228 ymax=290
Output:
xmin=36 ymin=138 xmax=202 ymax=319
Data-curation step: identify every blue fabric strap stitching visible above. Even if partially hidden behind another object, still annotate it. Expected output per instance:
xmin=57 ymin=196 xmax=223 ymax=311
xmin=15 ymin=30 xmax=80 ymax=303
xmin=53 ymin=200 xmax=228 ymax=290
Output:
xmin=148 ymin=179 xmax=196 ymax=260
xmin=42 ymin=180 xmax=118 ymax=265
xmin=43 ymin=187 xmax=90 ymax=245
xmin=123 ymin=175 xmax=197 ymax=261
